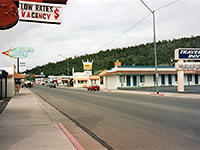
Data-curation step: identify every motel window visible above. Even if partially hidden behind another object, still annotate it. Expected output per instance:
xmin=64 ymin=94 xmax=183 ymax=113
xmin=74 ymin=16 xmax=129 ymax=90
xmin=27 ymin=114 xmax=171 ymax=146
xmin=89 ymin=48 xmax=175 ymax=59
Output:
xmin=140 ymin=75 xmax=145 ymax=83
xmin=100 ymin=77 xmax=103 ymax=84
xmin=175 ymin=74 xmax=177 ymax=82
xmin=153 ymin=74 xmax=156 ymax=82
xmin=188 ymin=74 xmax=192 ymax=81
xmin=119 ymin=75 xmax=125 ymax=83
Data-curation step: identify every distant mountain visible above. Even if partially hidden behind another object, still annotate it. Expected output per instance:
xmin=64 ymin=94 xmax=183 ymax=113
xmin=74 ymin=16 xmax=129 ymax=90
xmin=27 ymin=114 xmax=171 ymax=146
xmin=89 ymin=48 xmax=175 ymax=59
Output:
xmin=26 ymin=35 xmax=200 ymax=76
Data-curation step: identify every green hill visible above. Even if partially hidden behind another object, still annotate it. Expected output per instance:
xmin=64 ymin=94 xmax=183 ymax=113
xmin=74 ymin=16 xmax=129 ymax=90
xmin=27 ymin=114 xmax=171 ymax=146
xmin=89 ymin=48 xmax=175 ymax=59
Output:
xmin=26 ymin=35 xmax=200 ymax=76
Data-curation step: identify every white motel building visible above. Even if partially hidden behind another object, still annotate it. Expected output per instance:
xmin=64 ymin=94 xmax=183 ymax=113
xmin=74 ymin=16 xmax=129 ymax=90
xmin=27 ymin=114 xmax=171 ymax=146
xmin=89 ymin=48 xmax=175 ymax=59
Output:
xmin=98 ymin=60 xmax=200 ymax=90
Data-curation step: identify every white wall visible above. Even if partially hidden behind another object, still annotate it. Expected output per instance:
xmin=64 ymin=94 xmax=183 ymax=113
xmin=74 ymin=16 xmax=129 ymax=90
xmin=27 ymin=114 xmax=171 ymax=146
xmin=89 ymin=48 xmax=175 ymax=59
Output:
xmin=107 ymin=75 xmax=121 ymax=90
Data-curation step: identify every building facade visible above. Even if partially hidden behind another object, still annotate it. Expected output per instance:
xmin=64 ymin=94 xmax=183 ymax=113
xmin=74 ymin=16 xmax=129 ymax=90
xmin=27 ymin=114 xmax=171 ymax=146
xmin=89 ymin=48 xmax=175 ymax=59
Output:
xmin=99 ymin=65 xmax=200 ymax=90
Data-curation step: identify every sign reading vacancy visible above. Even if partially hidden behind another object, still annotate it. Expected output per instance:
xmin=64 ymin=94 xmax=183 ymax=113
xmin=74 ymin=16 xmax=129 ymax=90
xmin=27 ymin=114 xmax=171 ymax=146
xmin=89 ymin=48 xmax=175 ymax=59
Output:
xmin=175 ymin=48 xmax=200 ymax=60
xmin=19 ymin=1 xmax=62 ymax=24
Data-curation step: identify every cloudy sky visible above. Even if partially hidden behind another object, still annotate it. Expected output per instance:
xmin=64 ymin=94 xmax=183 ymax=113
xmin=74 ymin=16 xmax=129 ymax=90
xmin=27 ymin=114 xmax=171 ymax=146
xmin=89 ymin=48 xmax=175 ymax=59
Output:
xmin=0 ymin=0 xmax=199 ymax=70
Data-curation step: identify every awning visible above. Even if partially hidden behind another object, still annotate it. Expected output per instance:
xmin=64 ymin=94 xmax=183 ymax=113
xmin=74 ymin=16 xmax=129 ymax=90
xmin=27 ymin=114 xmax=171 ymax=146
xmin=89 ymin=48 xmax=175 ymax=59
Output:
xmin=14 ymin=72 xmax=24 ymax=79
xmin=89 ymin=76 xmax=99 ymax=80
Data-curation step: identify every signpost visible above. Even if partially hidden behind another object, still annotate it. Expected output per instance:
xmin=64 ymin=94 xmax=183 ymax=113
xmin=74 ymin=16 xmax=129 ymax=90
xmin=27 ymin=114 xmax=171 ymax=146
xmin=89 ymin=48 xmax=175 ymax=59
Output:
xmin=2 ymin=47 xmax=34 ymax=73
xmin=174 ymin=48 xmax=200 ymax=92
xmin=82 ymin=59 xmax=93 ymax=75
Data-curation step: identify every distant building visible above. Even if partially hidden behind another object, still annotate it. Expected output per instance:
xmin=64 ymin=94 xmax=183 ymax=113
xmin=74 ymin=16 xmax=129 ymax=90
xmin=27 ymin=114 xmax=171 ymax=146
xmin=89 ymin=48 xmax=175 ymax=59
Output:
xmin=98 ymin=60 xmax=200 ymax=90
xmin=73 ymin=72 xmax=99 ymax=88
xmin=0 ymin=66 xmax=16 ymax=98
xmin=73 ymin=60 xmax=100 ymax=88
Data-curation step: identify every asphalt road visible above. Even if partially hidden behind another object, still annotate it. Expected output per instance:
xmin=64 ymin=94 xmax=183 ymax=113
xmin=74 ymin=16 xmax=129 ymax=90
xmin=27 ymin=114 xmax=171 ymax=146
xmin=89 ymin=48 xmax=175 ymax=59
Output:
xmin=31 ymin=85 xmax=200 ymax=150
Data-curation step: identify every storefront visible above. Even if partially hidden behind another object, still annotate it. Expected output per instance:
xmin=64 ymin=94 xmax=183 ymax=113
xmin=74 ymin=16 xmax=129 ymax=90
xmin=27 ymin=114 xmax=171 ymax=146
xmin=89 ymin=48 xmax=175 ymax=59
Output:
xmin=0 ymin=70 xmax=8 ymax=100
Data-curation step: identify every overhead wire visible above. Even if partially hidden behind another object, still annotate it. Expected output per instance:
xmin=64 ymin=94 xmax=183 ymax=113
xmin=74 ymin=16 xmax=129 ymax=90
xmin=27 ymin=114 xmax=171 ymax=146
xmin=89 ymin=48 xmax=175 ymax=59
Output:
xmin=96 ymin=13 xmax=152 ymax=51
xmin=96 ymin=0 xmax=180 ymax=52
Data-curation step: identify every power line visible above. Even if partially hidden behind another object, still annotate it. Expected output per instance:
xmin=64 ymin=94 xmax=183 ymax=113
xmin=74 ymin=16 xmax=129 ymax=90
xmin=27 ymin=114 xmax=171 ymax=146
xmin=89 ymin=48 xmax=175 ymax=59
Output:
xmin=96 ymin=0 xmax=180 ymax=52
xmin=96 ymin=13 xmax=152 ymax=51
xmin=155 ymin=0 xmax=180 ymax=11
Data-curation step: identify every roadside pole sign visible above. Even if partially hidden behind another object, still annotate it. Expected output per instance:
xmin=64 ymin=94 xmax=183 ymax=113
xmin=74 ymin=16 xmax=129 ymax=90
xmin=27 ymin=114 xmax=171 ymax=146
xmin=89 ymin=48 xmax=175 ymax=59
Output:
xmin=175 ymin=48 xmax=200 ymax=60
xmin=174 ymin=48 xmax=200 ymax=92
xmin=2 ymin=47 xmax=34 ymax=58
xmin=19 ymin=1 xmax=62 ymax=24
xmin=19 ymin=61 xmax=26 ymax=66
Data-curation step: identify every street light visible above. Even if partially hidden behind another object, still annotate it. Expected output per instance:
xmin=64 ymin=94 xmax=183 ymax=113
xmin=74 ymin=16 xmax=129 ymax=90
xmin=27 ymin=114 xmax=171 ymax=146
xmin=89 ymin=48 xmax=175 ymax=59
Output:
xmin=140 ymin=0 xmax=159 ymax=94
xmin=140 ymin=0 xmax=179 ymax=94
xmin=58 ymin=54 xmax=69 ymax=77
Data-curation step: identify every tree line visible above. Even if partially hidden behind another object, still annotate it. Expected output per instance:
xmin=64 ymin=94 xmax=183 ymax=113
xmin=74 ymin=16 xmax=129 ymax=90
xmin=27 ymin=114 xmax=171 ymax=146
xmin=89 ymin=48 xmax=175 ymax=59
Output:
xmin=26 ymin=35 xmax=200 ymax=76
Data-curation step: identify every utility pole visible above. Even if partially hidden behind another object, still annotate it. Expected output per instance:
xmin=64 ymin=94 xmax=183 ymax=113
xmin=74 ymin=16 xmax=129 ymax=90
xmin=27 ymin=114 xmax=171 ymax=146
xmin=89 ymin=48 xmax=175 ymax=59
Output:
xmin=140 ymin=0 xmax=179 ymax=94
xmin=140 ymin=0 xmax=159 ymax=94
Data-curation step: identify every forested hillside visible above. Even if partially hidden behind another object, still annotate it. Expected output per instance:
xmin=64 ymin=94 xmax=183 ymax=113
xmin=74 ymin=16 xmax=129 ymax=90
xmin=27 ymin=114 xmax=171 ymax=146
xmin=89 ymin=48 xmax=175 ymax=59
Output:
xmin=26 ymin=35 xmax=200 ymax=76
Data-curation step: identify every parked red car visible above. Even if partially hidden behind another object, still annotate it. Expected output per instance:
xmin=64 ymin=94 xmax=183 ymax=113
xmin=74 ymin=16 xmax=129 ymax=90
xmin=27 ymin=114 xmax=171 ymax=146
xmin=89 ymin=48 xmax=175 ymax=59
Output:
xmin=87 ymin=84 xmax=100 ymax=91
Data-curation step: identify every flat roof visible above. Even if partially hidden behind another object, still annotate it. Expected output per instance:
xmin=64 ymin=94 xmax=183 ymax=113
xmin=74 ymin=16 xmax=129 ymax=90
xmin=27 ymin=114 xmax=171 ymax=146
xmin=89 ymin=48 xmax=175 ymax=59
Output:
xmin=117 ymin=66 xmax=175 ymax=68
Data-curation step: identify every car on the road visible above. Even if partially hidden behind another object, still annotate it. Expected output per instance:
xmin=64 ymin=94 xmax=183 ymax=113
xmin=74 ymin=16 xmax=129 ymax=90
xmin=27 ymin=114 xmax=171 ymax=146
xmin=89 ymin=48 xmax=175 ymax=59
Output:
xmin=45 ymin=82 xmax=50 ymax=87
xmin=87 ymin=84 xmax=100 ymax=91
xmin=49 ymin=82 xmax=56 ymax=88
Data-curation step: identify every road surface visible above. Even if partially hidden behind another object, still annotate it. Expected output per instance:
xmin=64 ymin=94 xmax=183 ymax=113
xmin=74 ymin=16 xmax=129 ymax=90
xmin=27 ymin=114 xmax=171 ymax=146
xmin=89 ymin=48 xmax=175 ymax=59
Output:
xmin=31 ymin=85 xmax=200 ymax=150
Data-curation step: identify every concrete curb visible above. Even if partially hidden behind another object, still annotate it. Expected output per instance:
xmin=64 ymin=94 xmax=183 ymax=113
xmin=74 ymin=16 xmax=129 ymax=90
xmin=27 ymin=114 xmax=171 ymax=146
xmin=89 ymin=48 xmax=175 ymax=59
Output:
xmin=58 ymin=123 xmax=85 ymax=150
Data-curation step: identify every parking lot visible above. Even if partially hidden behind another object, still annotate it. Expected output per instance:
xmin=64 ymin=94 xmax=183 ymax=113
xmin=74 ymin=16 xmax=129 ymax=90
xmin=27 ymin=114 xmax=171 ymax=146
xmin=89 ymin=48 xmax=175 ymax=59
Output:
xmin=122 ymin=85 xmax=200 ymax=94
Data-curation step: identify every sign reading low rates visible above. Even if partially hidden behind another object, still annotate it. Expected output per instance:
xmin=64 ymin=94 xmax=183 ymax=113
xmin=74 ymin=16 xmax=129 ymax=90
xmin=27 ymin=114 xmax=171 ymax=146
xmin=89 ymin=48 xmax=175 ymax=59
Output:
xmin=19 ymin=1 xmax=62 ymax=24
xmin=175 ymin=48 xmax=200 ymax=60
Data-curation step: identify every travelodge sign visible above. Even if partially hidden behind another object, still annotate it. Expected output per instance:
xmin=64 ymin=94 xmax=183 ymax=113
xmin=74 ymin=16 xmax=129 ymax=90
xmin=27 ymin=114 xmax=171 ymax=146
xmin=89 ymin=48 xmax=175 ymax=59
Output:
xmin=175 ymin=48 xmax=200 ymax=60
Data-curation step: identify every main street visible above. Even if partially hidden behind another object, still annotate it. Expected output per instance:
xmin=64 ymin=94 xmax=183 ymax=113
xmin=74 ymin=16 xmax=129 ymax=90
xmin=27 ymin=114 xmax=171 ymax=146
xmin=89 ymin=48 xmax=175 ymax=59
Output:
xmin=31 ymin=85 xmax=200 ymax=150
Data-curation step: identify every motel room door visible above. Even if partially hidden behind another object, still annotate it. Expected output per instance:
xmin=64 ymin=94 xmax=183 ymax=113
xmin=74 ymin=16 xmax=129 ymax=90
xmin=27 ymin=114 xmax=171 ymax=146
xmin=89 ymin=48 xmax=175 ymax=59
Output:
xmin=161 ymin=75 xmax=165 ymax=85
xmin=195 ymin=74 xmax=199 ymax=84
xmin=127 ymin=76 xmax=131 ymax=86
xmin=168 ymin=74 xmax=172 ymax=85
xmin=133 ymin=75 xmax=137 ymax=86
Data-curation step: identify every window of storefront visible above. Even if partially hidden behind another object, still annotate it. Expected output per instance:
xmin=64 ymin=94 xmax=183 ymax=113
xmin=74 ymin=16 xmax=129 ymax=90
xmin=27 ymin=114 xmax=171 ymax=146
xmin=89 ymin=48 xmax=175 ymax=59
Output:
xmin=188 ymin=74 xmax=192 ymax=81
xmin=78 ymin=80 xmax=87 ymax=84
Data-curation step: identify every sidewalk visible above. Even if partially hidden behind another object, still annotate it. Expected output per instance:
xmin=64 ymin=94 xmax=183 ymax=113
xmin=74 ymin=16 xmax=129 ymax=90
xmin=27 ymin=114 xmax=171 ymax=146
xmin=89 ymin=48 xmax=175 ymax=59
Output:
xmin=0 ymin=89 xmax=77 ymax=150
